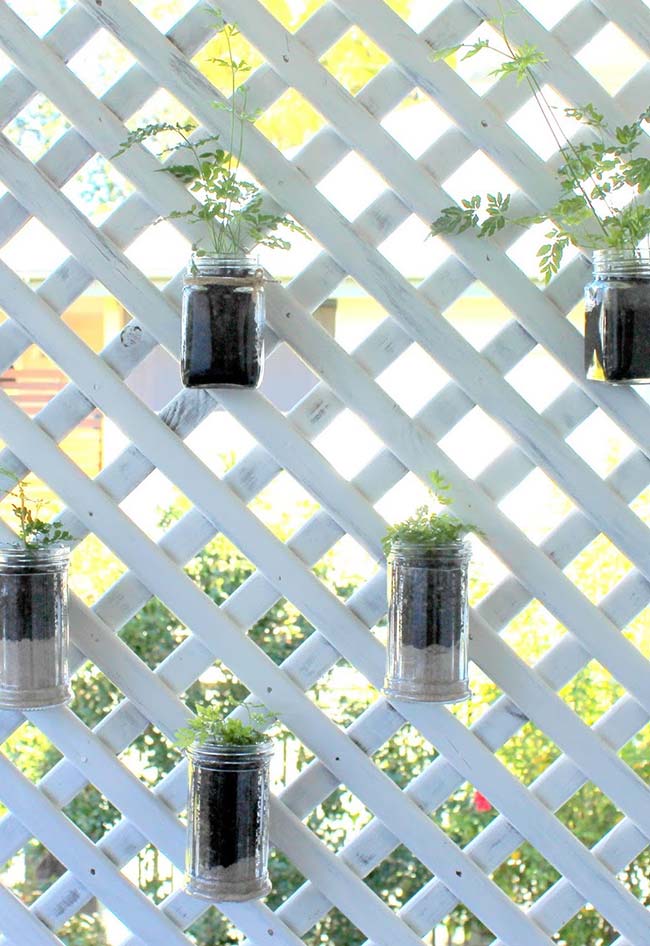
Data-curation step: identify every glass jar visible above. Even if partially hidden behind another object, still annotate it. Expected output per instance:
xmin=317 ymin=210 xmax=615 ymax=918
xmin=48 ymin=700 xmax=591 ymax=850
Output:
xmin=181 ymin=254 xmax=265 ymax=389
xmin=383 ymin=539 xmax=471 ymax=703
xmin=0 ymin=545 xmax=71 ymax=710
xmin=185 ymin=738 xmax=273 ymax=902
xmin=585 ymin=248 xmax=650 ymax=383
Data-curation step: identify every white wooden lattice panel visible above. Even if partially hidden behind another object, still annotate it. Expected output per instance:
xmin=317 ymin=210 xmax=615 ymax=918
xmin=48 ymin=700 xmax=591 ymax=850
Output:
xmin=0 ymin=0 xmax=649 ymax=944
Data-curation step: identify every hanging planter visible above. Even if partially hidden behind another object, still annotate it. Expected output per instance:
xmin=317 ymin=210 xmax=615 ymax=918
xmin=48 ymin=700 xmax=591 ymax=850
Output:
xmin=0 ymin=545 xmax=71 ymax=710
xmin=384 ymin=539 xmax=471 ymax=703
xmin=429 ymin=26 xmax=650 ymax=390
xmin=177 ymin=706 xmax=274 ymax=902
xmin=585 ymin=249 xmax=650 ymax=383
xmin=181 ymin=255 xmax=265 ymax=389
xmin=382 ymin=474 xmax=478 ymax=704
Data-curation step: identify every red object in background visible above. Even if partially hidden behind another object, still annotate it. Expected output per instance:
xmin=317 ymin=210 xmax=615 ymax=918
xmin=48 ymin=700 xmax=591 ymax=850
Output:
xmin=473 ymin=790 xmax=492 ymax=813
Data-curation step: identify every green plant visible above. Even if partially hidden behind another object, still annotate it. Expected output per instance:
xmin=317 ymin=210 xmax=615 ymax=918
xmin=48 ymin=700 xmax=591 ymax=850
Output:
xmin=175 ymin=701 xmax=272 ymax=748
xmin=114 ymin=9 xmax=306 ymax=257
xmin=430 ymin=17 xmax=650 ymax=282
xmin=0 ymin=469 xmax=73 ymax=548
xmin=381 ymin=472 xmax=480 ymax=554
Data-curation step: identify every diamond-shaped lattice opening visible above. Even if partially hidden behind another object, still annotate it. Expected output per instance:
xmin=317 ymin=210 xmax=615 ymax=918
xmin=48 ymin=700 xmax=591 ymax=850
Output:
xmin=507 ymin=83 xmax=577 ymax=162
xmin=335 ymin=282 xmax=390 ymax=353
xmin=317 ymin=151 xmax=387 ymax=221
xmin=497 ymin=719 xmax=560 ymax=786
xmin=565 ymin=532 xmax=633 ymax=606
xmin=443 ymin=149 xmax=516 ymax=208
xmin=313 ymin=407 xmax=383 ymax=479
xmin=442 ymin=21 xmax=511 ymax=97
xmin=503 ymin=597 xmax=567 ymax=666
xmin=3 ymin=93 xmax=70 ymax=163
xmin=191 ymin=23 xmax=263 ymax=97
xmin=139 ymin=0 xmax=197 ymax=31
xmin=381 ymin=90 xmax=453 ymax=158
xmin=257 ymin=87 xmax=327 ymax=154
xmin=7 ymin=0 xmax=71 ymax=36
xmin=375 ymin=343 xmax=450 ymax=417
xmin=558 ymin=659 xmax=625 ymax=726
xmin=558 ymin=780 xmax=623 ymax=851
xmin=69 ymin=533 xmax=127 ymax=603
xmin=575 ymin=22 xmax=648 ymax=95
xmin=499 ymin=468 xmax=575 ymax=545
xmin=258 ymin=0 xmax=328 ymax=33
xmin=505 ymin=343 xmax=572 ymax=412
xmin=378 ymin=214 xmax=438 ymax=280
xmin=444 ymin=282 xmax=513 ymax=351
xmin=493 ymin=840 xmax=560 ymax=905
xmin=67 ymin=28 xmax=136 ymax=97
xmin=124 ymin=218 xmax=190 ymax=280
xmin=440 ymin=407 xmax=513 ymax=480
xmin=124 ymin=88 xmax=197 ymax=148
xmin=0 ymin=216 xmax=70 ymax=280
xmin=519 ymin=0 xmax=582 ymax=30
xmin=320 ymin=27 xmax=391 ymax=96
xmin=620 ymin=718 xmax=650 ymax=784
xmin=62 ymin=154 xmax=134 ymax=227
xmin=566 ymin=409 xmax=636 ymax=478
xmin=64 ymin=784 xmax=120 ymax=843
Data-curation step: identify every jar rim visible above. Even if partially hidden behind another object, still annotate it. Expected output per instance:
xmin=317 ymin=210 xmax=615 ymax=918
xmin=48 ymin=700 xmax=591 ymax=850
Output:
xmin=592 ymin=247 xmax=650 ymax=276
xmin=0 ymin=543 xmax=71 ymax=562
xmin=388 ymin=536 xmax=471 ymax=550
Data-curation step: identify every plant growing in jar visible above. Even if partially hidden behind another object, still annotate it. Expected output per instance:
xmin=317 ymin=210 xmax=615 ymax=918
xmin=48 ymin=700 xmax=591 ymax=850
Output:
xmin=115 ymin=8 xmax=307 ymax=389
xmin=177 ymin=701 xmax=275 ymax=901
xmin=429 ymin=18 xmax=650 ymax=383
xmin=383 ymin=473 xmax=480 ymax=704
xmin=0 ymin=470 xmax=74 ymax=710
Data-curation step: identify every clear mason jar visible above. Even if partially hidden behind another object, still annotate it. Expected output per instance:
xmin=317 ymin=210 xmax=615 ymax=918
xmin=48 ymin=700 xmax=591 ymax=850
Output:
xmin=585 ymin=248 xmax=650 ymax=383
xmin=383 ymin=539 xmax=471 ymax=703
xmin=181 ymin=254 xmax=265 ymax=389
xmin=0 ymin=545 xmax=71 ymax=710
xmin=185 ymin=738 xmax=273 ymax=901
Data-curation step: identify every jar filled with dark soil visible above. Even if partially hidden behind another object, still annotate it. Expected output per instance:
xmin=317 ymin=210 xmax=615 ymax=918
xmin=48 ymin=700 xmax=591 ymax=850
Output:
xmin=0 ymin=545 xmax=71 ymax=710
xmin=185 ymin=737 xmax=273 ymax=901
xmin=383 ymin=539 xmax=471 ymax=703
xmin=181 ymin=255 xmax=264 ymax=388
xmin=585 ymin=248 xmax=650 ymax=383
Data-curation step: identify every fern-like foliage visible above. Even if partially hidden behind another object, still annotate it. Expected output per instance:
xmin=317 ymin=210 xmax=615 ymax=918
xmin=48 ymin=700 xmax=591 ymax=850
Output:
xmin=381 ymin=472 xmax=481 ymax=555
xmin=175 ymin=701 xmax=273 ymax=749
xmin=114 ymin=10 xmax=306 ymax=257
xmin=430 ymin=24 xmax=650 ymax=282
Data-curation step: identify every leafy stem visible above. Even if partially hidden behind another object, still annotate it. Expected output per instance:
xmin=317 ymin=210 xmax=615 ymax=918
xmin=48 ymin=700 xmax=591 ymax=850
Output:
xmin=113 ymin=8 xmax=307 ymax=258
xmin=175 ymin=700 xmax=275 ymax=748
xmin=0 ymin=468 xmax=74 ymax=548
xmin=382 ymin=472 xmax=483 ymax=555
xmin=430 ymin=18 xmax=650 ymax=281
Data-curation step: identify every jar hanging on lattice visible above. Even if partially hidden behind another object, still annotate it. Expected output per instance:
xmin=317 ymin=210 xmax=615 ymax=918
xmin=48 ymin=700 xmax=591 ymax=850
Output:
xmin=0 ymin=545 xmax=71 ymax=710
xmin=383 ymin=539 xmax=471 ymax=704
xmin=585 ymin=248 xmax=650 ymax=383
xmin=184 ymin=737 xmax=273 ymax=902
xmin=181 ymin=254 xmax=265 ymax=389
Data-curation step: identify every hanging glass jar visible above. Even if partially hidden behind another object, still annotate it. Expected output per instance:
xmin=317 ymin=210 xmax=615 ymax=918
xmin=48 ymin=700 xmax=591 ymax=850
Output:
xmin=0 ymin=545 xmax=71 ymax=710
xmin=181 ymin=254 xmax=265 ymax=389
xmin=184 ymin=738 xmax=273 ymax=901
xmin=383 ymin=539 xmax=471 ymax=703
xmin=585 ymin=248 xmax=650 ymax=383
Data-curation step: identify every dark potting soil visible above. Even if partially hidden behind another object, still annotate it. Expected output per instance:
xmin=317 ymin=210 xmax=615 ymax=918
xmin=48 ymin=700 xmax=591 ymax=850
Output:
xmin=182 ymin=281 xmax=262 ymax=388
xmin=389 ymin=557 xmax=466 ymax=652
xmin=192 ymin=763 xmax=265 ymax=871
xmin=0 ymin=568 xmax=65 ymax=642
xmin=585 ymin=279 xmax=650 ymax=382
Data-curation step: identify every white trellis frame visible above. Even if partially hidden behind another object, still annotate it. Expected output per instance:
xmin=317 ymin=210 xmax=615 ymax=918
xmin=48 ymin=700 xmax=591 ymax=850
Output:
xmin=0 ymin=0 xmax=649 ymax=943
